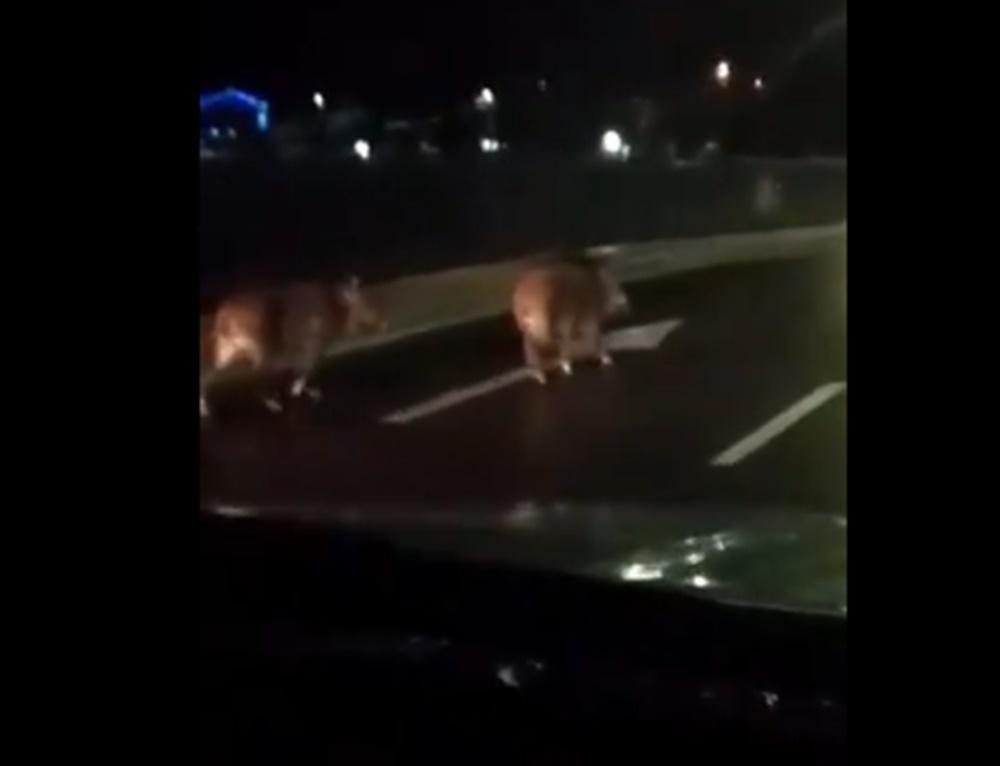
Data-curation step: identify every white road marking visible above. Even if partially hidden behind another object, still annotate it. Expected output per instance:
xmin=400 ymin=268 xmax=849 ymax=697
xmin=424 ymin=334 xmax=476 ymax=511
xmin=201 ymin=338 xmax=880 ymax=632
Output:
xmin=383 ymin=368 xmax=535 ymax=424
xmin=382 ymin=318 xmax=683 ymax=425
xmin=604 ymin=318 xmax=684 ymax=351
xmin=710 ymin=382 xmax=846 ymax=467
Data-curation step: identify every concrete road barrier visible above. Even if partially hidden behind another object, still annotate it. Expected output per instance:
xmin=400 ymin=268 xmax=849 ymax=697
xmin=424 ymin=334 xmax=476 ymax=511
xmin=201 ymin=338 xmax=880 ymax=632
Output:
xmin=327 ymin=221 xmax=846 ymax=359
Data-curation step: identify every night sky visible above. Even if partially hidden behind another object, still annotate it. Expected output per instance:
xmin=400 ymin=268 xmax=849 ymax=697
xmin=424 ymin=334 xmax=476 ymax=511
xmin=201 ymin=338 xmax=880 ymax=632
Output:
xmin=201 ymin=1 xmax=846 ymax=114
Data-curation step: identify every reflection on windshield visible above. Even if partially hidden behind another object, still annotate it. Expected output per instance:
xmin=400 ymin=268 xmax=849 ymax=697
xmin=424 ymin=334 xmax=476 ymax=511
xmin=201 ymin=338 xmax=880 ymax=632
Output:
xmin=606 ymin=519 xmax=846 ymax=614
xmin=207 ymin=502 xmax=846 ymax=617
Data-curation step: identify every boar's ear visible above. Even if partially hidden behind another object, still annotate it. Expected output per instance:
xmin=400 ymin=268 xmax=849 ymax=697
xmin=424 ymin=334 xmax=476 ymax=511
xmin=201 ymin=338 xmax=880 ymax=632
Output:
xmin=340 ymin=274 xmax=361 ymax=293
xmin=337 ymin=275 xmax=361 ymax=302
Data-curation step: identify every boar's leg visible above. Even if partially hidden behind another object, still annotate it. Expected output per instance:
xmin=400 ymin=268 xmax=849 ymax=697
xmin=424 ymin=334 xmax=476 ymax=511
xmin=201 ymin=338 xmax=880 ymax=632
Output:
xmin=201 ymin=331 xmax=266 ymax=418
xmin=230 ymin=343 xmax=284 ymax=412
xmin=289 ymin=339 xmax=325 ymax=402
xmin=522 ymin=335 xmax=549 ymax=384
xmin=290 ymin=375 xmax=322 ymax=401
xmin=200 ymin=370 xmax=213 ymax=418
xmin=262 ymin=396 xmax=284 ymax=413
xmin=555 ymin=316 xmax=575 ymax=375
xmin=581 ymin=318 xmax=613 ymax=366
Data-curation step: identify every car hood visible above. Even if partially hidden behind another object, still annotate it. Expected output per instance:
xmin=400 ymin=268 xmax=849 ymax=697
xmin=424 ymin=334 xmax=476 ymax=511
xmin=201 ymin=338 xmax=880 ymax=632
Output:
xmin=208 ymin=501 xmax=847 ymax=617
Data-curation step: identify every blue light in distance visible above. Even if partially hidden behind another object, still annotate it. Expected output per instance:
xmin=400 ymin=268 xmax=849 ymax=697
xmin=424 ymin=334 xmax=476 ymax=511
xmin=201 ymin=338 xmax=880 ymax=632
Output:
xmin=200 ymin=87 xmax=270 ymax=132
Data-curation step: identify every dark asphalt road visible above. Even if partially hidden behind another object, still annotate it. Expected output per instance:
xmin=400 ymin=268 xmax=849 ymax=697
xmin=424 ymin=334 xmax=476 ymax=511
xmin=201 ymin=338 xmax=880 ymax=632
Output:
xmin=201 ymin=251 xmax=846 ymax=517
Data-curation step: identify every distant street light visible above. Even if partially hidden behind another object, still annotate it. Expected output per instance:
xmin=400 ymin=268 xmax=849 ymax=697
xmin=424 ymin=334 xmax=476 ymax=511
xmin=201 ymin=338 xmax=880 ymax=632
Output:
xmin=480 ymin=137 xmax=500 ymax=153
xmin=601 ymin=129 xmax=623 ymax=156
xmin=353 ymin=139 xmax=371 ymax=161
xmin=313 ymin=91 xmax=325 ymax=109
xmin=474 ymin=86 xmax=495 ymax=110
xmin=714 ymin=59 xmax=732 ymax=86
xmin=753 ymin=76 xmax=764 ymax=91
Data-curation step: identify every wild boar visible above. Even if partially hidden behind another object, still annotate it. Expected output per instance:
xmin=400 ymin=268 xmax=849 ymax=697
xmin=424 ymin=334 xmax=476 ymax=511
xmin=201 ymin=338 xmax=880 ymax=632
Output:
xmin=200 ymin=275 xmax=387 ymax=416
xmin=511 ymin=259 xmax=629 ymax=384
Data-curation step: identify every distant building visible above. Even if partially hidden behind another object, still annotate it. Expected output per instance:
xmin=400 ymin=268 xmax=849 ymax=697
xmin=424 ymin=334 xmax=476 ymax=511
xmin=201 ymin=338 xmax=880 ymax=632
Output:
xmin=199 ymin=87 xmax=270 ymax=140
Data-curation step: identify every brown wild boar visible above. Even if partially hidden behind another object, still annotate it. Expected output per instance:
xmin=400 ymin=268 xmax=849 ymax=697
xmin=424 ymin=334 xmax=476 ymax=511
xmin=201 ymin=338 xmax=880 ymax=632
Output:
xmin=511 ymin=259 xmax=629 ymax=384
xmin=200 ymin=275 xmax=387 ymax=417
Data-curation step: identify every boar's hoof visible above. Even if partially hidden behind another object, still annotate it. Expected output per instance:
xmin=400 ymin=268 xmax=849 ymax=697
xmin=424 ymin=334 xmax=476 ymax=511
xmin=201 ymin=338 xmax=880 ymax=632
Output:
xmin=263 ymin=397 xmax=284 ymax=413
xmin=530 ymin=369 xmax=547 ymax=385
xmin=200 ymin=397 xmax=210 ymax=418
xmin=600 ymin=353 xmax=614 ymax=367
xmin=560 ymin=360 xmax=573 ymax=375
xmin=305 ymin=386 xmax=323 ymax=402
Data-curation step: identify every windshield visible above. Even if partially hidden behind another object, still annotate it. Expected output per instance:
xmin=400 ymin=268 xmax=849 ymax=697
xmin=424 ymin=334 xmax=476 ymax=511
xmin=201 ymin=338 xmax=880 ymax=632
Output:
xmin=200 ymin=1 xmax=847 ymax=617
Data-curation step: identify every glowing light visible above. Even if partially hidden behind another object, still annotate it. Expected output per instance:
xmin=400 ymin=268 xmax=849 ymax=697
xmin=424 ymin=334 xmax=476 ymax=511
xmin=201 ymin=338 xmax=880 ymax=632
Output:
xmin=313 ymin=91 xmax=325 ymax=109
xmin=497 ymin=659 xmax=545 ymax=689
xmin=621 ymin=143 xmax=632 ymax=160
xmin=621 ymin=562 xmax=663 ymax=581
xmin=497 ymin=665 xmax=520 ymax=688
xmin=714 ymin=59 xmax=731 ymax=86
xmin=199 ymin=87 xmax=267 ymax=112
xmin=200 ymin=87 xmax=270 ymax=133
xmin=505 ymin=500 xmax=539 ymax=527
xmin=226 ymin=127 xmax=237 ymax=139
xmin=601 ymin=129 xmax=623 ymax=155
xmin=353 ymin=139 xmax=371 ymax=161
xmin=475 ymin=87 xmax=496 ymax=109
xmin=480 ymin=137 xmax=500 ymax=153
xmin=538 ymin=78 xmax=547 ymax=92
xmin=753 ymin=76 xmax=764 ymax=90
xmin=209 ymin=127 xmax=220 ymax=138
xmin=688 ymin=574 xmax=713 ymax=589
xmin=762 ymin=691 xmax=779 ymax=709
xmin=685 ymin=552 xmax=706 ymax=566
xmin=213 ymin=505 xmax=253 ymax=518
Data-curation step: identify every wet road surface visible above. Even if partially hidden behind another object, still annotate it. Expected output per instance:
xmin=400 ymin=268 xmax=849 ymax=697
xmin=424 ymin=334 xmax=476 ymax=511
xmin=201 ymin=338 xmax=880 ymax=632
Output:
xmin=201 ymin=251 xmax=846 ymax=517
